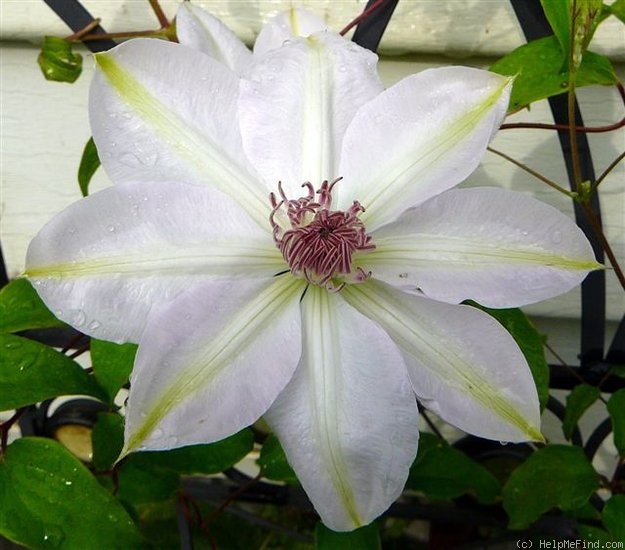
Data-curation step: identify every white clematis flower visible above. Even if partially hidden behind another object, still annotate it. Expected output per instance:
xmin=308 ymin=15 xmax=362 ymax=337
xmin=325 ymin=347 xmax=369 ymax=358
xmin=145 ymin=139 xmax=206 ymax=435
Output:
xmin=26 ymin=6 xmax=600 ymax=531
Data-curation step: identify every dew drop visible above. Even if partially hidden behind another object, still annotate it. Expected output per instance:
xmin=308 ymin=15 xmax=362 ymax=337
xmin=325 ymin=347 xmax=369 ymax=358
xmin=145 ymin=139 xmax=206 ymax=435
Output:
xmin=338 ymin=65 xmax=347 ymax=73
xmin=73 ymin=310 xmax=87 ymax=327
xmin=152 ymin=428 xmax=164 ymax=440
xmin=5 ymin=340 xmax=23 ymax=350
xmin=88 ymin=320 xmax=101 ymax=331
xmin=498 ymin=440 xmax=509 ymax=446
xmin=107 ymin=225 xmax=116 ymax=232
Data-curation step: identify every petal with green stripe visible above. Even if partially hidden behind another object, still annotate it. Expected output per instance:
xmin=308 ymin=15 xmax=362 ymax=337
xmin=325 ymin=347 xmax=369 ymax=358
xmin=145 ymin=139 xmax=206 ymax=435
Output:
xmin=123 ymin=275 xmax=305 ymax=455
xmin=343 ymin=280 xmax=543 ymax=443
xmin=26 ymin=181 xmax=283 ymax=344
xmin=338 ymin=67 xmax=512 ymax=230
xmin=265 ymin=286 xmax=419 ymax=531
xmin=90 ymin=38 xmax=269 ymax=226
xmin=367 ymin=187 xmax=601 ymax=307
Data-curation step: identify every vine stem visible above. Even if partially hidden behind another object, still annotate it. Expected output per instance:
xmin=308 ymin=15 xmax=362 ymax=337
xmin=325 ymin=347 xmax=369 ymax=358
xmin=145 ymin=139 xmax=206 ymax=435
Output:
xmin=567 ymin=0 xmax=584 ymax=195
xmin=65 ymin=18 xmax=101 ymax=41
xmin=148 ymin=0 xmax=169 ymax=28
xmin=0 ymin=408 xmax=27 ymax=453
xmin=593 ymin=150 xmax=625 ymax=192
xmin=80 ymin=28 xmax=168 ymax=42
xmin=486 ymin=146 xmax=574 ymax=198
xmin=200 ymin=473 xmax=262 ymax=529
xmin=581 ymin=202 xmax=625 ymax=291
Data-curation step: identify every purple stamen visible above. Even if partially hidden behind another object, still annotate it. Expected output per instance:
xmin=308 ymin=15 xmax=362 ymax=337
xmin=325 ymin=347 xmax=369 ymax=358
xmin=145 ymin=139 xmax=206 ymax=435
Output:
xmin=269 ymin=178 xmax=375 ymax=288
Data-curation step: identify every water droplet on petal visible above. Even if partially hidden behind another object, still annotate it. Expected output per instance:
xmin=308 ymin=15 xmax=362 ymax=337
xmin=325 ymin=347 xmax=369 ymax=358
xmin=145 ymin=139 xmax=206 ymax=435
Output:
xmin=73 ymin=310 xmax=87 ymax=327
xmin=107 ymin=225 xmax=116 ymax=232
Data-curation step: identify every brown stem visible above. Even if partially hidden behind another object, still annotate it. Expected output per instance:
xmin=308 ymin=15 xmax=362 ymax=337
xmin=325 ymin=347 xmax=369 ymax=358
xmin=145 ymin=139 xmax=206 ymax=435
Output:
xmin=1 ymin=408 xmax=27 ymax=452
xmin=65 ymin=18 xmax=102 ymax=41
xmin=487 ymin=146 xmax=574 ymax=197
xmin=593 ymin=150 xmax=625 ymax=192
xmin=581 ymin=203 xmax=625 ymax=291
xmin=500 ymin=117 xmax=625 ymax=133
xmin=340 ymin=0 xmax=389 ymax=36
xmin=201 ymin=473 xmax=262 ymax=528
xmin=148 ymin=0 xmax=169 ymax=28
xmin=80 ymin=28 xmax=167 ymax=42
xmin=567 ymin=1 xmax=584 ymax=194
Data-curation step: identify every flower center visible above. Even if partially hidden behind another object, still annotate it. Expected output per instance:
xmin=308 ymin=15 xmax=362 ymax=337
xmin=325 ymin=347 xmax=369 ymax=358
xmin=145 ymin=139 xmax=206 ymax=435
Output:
xmin=269 ymin=178 xmax=375 ymax=290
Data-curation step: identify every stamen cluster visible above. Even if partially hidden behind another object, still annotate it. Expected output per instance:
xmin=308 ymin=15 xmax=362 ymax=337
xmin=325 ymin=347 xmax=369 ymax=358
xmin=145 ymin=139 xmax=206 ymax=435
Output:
xmin=270 ymin=178 xmax=375 ymax=289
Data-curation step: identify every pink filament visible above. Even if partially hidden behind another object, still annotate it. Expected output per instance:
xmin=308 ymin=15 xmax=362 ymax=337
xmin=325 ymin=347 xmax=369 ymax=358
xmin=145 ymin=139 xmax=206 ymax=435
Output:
xmin=270 ymin=179 xmax=375 ymax=286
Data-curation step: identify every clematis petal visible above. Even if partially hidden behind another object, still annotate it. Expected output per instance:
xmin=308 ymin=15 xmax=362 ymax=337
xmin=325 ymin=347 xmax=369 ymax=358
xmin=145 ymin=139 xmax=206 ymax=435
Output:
xmin=254 ymin=7 xmax=328 ymax=56
xmin=238 ymin=33 xmax=383 ymax=196
xmin=265 ymin=286 xmax=419 ymax=532
xmin=343 ymin=280 xmax=543 ymax=443
xmin=90 ymin=38 xmax=268 ymax=226
xmin=338 ymin=67 xmax=511 ymax=230
xmin=176 ymin=3 xmax=252 ymax=73
xmin=123 ymin=276 xmax=304 ymax=455
xmin=25 ymin=181 xmax=283 ymax=343
xmin=367 ymin=187 xmax=600 ymax=307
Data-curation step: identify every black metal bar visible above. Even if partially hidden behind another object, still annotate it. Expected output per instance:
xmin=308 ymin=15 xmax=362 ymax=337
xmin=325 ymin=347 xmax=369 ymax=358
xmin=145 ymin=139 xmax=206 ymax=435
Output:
xmin=606 ymin=314 xmax=625 ymax=364
xmin=0 ymin=245 xmax=9 ymax=289
xmin=42 ymin=0 xmax=116 ymax=53
xmin=351 ymin=0 xmax=400 ymax=53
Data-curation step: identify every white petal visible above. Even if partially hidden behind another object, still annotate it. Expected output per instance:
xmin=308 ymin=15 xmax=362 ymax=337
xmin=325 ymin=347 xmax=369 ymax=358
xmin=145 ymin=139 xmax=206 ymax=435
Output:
xmin=338 ymin=67 xmax=512 ymax=230
xmin=90 ymin=38 xmax=268 ymax=226
xmin=343 ymin=281 xmax=543 ymax=443
xmin=239 ymin=33 xmax=383 ymax=196
xmin=265 ymin=286 xmax=419 ymax=531
xmin=123 ymin=276 xmax=305 ymax=454
xmin=254 ymin=8 xmax=328 ymax=56
xmin=176 ymin=3 xmax=252 ymax=73
xmin=25 ymin=181 xmax=283 ymax=343
xmin=367 ymin=187 xmax=600 ymax=307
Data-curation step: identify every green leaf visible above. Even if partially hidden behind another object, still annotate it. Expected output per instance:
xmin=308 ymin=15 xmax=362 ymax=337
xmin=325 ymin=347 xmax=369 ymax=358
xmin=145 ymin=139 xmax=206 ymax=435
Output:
xmin=0 ymin=437 xmax=144 ymax=548
xmin=611 ymin=364 xmax=625 ymax=378
xmin=91 ymin=338 xmax=137 ymax=402
xmin=37 ymin=36 xmax=83 ymax=83
xmin=117 ymin=461 xmax=181 ymax=505
xmin=0 ymin=278 xmax=66 ymax=333
xmin=540 ymin=0 xmax=571 ymax=57
xmin=503 ymin=445 xmax=599 ymax=529
xmin=124 ymin=428 xmax=253 ymax=475
xmin=407 ymin=433 xmax=501 ymax=504
xmin=315 ymin=522 xmax=380 ymax=550
xmin=578 ymin=524 xmax=612 ymax=545
xmin=603 ymin=494 xmax=625 ymax=542
xmin=468 ymin=305 xmax=549 ymax=410
xmin=78 ymin=137 xmax=101 ymax=197
xmin=607 ymin=389 xmax=625 ymax=456
xmin=490 ymin=36 xmax=617 ymax=111
xmin=610 ymin=0 xmax=625 ymax=23
xmin=115 ymin=429 xmax=253 ymax=506
xmin=562 ymin=383 xmax=601 ymax=439
xmin=257 ymin=434 xmax=299 ymax=485
xmin=0 ymin=333 xmax=107 ymax=410
xmin=92 ymin=412 xmax=125 ymax=470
